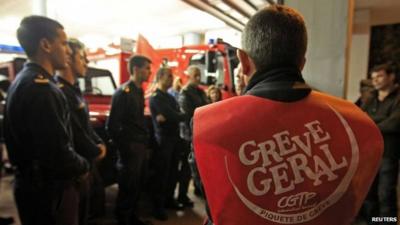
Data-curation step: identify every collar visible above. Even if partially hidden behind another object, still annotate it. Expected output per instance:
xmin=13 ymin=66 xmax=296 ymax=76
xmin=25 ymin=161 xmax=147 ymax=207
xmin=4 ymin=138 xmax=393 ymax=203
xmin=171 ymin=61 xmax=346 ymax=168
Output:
xmin=25 ymin=62 xmax=56 ymax=83
xmin=244 ymin=67 xmax=311 ymax=102
xmin=372 ymin=86 xmax=400 ymax=99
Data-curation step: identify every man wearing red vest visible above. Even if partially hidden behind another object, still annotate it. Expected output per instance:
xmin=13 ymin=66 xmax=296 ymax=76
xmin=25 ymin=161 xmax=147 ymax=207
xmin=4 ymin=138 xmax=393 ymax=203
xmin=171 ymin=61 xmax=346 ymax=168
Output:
xmin=192 ymin=5 xmax=384 ymax=225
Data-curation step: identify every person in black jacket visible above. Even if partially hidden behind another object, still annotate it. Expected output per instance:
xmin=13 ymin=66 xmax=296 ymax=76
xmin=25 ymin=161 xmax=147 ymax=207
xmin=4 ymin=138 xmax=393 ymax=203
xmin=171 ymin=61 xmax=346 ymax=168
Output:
xmin=4 ymin=16 xmax=89 ymax=225
xmin=150 ymin=67 xmax=186 ymax=220
xmin=360 ymin=64 xmax=400 ymax=224
xmin=178 ymin=66 xmax=207 ymax=204
xmin=106 ymin=55 xmax=151 ymax=225
xmin=56 ymin=38 xmax=106 ymax=225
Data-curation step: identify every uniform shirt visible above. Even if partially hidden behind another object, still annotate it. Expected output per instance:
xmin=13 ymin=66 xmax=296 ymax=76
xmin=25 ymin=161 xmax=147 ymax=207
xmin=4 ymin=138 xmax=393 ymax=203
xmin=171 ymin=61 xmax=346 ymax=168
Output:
xmin=106 ymin=80 xmax=148 ymax=144
xmin=362 ymin=88 xmax=400 ymax=158
xmin=56 ymin=76 xmax=102 ymax=161
xmin=150 ymin=88 xmax=185 ymax=139
xmin=4 ymin=62 xmax=88 ymax=179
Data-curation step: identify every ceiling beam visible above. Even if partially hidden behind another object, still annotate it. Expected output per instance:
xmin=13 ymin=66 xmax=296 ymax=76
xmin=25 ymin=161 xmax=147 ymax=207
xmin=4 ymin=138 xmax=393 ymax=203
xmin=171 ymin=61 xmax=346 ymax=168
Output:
xmin=266 ymin=0 xmax=276 ymax=5
xmin=244 ymin=0 xmax=258 ymax=11
xmin=182 ymin=0 xmax=245 ymax=31
xmin=201 ymin=0 xmax=246 ymax=26
xmin=222 ymin=0 xmax=252 ymax=18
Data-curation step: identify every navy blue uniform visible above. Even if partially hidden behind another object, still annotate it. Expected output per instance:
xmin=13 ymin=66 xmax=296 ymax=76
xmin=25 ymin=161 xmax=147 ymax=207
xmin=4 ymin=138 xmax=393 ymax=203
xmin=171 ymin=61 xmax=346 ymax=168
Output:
xmin=56 ymin=76 xmax=105 ymax=225
xmin=4 ymin=62 xmax=89 ymax=225
xmin=106 ymin=80 xmax=149 ymax=225
xmin=149 ymin=89 xmax=185 ymax=210
xmin=56 ymin=76 xmax=102 ymax=161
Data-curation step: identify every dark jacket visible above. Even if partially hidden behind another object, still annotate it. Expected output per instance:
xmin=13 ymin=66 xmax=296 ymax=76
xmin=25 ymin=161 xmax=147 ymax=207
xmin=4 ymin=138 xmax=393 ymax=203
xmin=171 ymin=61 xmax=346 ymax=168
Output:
xmin=178 ymin=83 xmax=207 ymax=141
xmin=149 ymin=89 xmax=185 ymax=140
xmin=106 ymin=80 xmax=148 ymax=144
xmin=4 ymin=62 xmax=89 ymax=180
xmin=56 ymin=76 xmax=103 ymax=161
xmin=362 ymin=87 xmax=400 ymax=158
xmin=190 ymin=67 xmax=311 ymax=225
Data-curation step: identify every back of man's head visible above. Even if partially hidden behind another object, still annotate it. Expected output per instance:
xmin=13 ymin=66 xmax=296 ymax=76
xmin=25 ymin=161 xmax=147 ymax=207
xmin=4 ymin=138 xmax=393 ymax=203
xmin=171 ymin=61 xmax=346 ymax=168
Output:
xmin=17 ymin=15 xmax=64 ymax=58
xmin=242 ymin=5 xmax=307 ymax=71
xmin=187 ymin=66 xmax=200 ymax=77
xmin=128 ymin=55 xmax=151 ymax=75
xmin=156 ymin=67 xmax=171 ymax=82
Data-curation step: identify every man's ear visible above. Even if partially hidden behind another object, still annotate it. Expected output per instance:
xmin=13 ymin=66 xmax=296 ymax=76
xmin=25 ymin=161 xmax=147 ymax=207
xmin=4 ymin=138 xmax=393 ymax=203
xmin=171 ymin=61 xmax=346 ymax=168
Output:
xmin=39 ymin=38 xmax=52 ymax=54
xmin=236 ymin=49 xmax=255 ymax=77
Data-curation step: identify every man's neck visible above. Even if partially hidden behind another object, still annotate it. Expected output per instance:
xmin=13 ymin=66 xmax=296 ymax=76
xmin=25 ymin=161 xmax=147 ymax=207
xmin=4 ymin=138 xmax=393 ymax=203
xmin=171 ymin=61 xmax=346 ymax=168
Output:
xmin=157 ymin=84 xmax=168 ymax=93
xmin=131 ymin=75 xmax=142 ymax=88
xmin=378 ymin=85 xmax=396 ymax=101
xmin=29 ymin=57 xmax=54 ymax=76
xmin=188 ymin=81 xmax=198 ymax=87
xmin=58 ymin=68 xmax=76 ymax=85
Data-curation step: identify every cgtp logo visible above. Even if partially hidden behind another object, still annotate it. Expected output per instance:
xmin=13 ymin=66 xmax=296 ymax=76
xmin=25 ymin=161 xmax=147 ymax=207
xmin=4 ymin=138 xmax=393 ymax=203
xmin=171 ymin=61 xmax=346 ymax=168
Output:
xmin=277 ymin=192 xmax=317 ymax=212
xmin=224 ymin=105 xmax=359 ymax=224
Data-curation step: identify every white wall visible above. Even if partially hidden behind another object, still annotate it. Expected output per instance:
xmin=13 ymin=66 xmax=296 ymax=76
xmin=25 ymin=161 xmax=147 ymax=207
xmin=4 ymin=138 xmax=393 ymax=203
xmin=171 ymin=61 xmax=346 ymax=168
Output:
xmin=285 ymin=0 xmax=351 ymax=97
xmin=347 ymin=9 xmax=371 ymax=102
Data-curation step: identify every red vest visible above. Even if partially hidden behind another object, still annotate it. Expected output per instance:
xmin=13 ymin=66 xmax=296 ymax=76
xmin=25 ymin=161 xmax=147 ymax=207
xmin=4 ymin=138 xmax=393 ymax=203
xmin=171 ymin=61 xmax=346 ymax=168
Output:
xmin=193 ymin=91 xmax=383 ymax=225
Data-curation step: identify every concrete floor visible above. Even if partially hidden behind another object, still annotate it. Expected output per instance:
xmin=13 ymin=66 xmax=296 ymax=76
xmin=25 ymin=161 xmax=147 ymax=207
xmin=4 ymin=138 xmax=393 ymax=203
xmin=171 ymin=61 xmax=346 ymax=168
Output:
xmin=0 ymin=174 xmax=206 ymax=225
xmin=1 ymin=172 xmax=397 ymax=225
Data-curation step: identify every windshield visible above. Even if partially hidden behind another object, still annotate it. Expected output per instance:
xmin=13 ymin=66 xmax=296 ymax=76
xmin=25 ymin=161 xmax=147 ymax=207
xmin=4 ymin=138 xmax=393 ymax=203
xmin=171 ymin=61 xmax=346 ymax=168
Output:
xmin=77 ymin=67 xmax=116 ymax=96
xmin=189 ymin=52 xmax=225 ymax=86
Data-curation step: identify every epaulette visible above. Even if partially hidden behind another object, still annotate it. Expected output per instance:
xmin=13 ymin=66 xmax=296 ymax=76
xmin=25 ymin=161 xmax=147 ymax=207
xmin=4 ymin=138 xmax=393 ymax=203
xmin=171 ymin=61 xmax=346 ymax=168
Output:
xmin=34 ymin=74 xmax=49 ymax=84
xmin=151 ymin=92 xmax=158 ymax=97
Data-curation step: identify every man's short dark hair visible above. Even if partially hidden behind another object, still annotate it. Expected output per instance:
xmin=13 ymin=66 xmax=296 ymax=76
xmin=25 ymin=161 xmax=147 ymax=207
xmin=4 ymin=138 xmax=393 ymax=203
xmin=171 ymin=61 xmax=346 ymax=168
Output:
xmin=242 ymin=5 xmax=307 ymax=71
xmin=128 ymin=55 xmax=152 ymax=75
xmin=17 ymin=15 xmax=64 ymax=57
xmin=68 ymin=38 xmax=85 ymax=61
xmin=371 ymin=64 xmax=394 ymax=75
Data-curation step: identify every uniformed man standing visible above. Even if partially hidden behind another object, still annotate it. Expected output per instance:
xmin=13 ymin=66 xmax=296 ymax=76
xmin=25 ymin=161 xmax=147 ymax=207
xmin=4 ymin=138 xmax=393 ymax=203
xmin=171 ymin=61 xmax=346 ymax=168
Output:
xmin=4 ymin=16 xmax=89 ymax=225
xmin=106 ymin=55 xmax=151 ymax=225
xmin=56 ymin=39 xmax=107 ymax=225
xmin=178 ymin=66 xmax=207 ymax=205
xmin=150 ymin=67 xmax=186 ymax=220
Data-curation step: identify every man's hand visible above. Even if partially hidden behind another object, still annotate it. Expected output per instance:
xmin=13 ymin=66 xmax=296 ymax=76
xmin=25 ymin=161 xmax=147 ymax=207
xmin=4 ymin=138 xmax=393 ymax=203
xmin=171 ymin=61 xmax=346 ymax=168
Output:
xmin=95 ymin=144 xmax=107 ymax=161
xmin=156 ymin=114 xmax=166 ymax=123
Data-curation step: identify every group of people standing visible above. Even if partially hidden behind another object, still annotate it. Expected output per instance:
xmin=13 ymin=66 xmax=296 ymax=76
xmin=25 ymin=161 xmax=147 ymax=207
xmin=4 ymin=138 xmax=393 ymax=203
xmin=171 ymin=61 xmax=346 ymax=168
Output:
xmin=4 ymin=16 xmax=105 ymax=225
xmin=106 ymin=55 xmax=220 ymax=224
xmin=3 ymin=4 xmax=395 ymax=225
xmin=2 ymin=14 xmax=226 ymax=225
xmin=1 ymin=10 xmax=231 ymax=225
